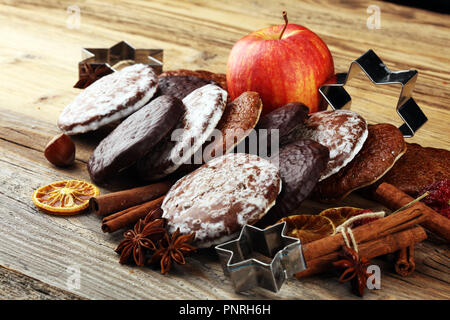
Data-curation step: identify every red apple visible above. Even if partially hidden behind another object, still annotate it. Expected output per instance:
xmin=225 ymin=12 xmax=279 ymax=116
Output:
xmin=226 ymin=12 xmax=335 ymax=115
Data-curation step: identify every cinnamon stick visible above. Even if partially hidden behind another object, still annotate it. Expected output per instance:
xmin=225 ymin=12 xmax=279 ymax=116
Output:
xmin=302 ymin=205 xmax=427 ymax=263
xmin=89 ymin=181 xmax=174 ymax=217
xmin=296 ymin=226 xmax=426 ymax=279
xmin=394 ymin=246 xmax=415 ymax=277
xmin=374 ymin=182 xmax=450 ymax=241
xmin=101 ymin=196 xmax=164 ymax=233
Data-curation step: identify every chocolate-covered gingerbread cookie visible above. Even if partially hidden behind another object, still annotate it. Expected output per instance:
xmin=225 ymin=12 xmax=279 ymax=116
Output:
xmin=160 ymin=69 xmax=227 ymax=90
xmin=88 ymin=95 xmax=184 ymax=183
xmin=256 ymin=102 xmax=309 ymax=145
xmin=157 ymin=75 xmax=216 ymax=100
xmin=258 ymin=139 xmax=329 ymax=226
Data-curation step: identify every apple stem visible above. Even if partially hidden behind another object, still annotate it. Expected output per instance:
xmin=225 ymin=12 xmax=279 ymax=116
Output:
xmin=279 ymin=11 xmax=288 ymax=39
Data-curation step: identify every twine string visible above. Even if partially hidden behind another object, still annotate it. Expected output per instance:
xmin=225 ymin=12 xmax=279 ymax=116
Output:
xmin=336 ymin=211 xmax=386 ymax=253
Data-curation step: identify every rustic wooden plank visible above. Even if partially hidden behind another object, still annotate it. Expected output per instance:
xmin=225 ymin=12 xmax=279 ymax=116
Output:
xmin=0 ymin=0 xmax=448 ymax=149
xmin=0 ymin=137 xmax=449 ymax=300
xmin=0 ymin=265 xmax=85 ymax=300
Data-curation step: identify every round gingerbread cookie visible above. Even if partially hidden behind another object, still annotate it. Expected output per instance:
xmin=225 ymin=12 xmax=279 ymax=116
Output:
xmin=58 ymin=64 xmax=158 ymax=135
xmin=372 ymin=142 xmax=450 ymax=196
xmin=157 ymin=75 xmax=217 ymax=101
xmin=256 ymin=102 xmax=310 ymax=144
xmin=137 ymin=84 xmax=227 ymax=180
xmin=203 ymin=91 xmax=262 ymax=161
xmin=87 ymin=95 xmax=184 ymax=183
xmin=161 ymin=153 xmax=282 ymax=248
xmin=160 ymin=69 xmax=227 ymax=90
xmin=286 ymin=110 xmax=368 ymax=180
xmin=260 ymin=139 xmax=329 ymax=225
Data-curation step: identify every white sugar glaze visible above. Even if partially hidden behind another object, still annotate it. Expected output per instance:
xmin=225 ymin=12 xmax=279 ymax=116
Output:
xmin=294 ymin=110 xmax=368 ymax=180
xmin=58 ymin=64 xmax=158 ymax=135
xmin=162 ymin=153 xmax=282 ymax=248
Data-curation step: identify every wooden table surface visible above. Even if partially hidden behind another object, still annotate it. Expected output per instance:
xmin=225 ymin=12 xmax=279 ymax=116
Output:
xmin=0 ymin=0 xmax=449 ymax=300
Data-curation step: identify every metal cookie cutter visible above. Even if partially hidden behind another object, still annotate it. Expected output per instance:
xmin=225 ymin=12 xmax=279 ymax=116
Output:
xmin=319 ymin=49 xmax=427 ymax=137
xmin=75 ymin=40 xmax=163 ymax=88
xmin=215 ymin=222 xmax=306 ymax=293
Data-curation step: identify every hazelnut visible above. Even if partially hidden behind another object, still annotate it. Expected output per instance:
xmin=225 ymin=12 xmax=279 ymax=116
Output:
xmin=44 ymin=133 xmax=76 ymax=167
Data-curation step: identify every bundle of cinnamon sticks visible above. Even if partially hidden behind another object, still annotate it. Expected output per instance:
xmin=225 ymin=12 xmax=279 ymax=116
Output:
xmin=89 ymin=180 xmax=175 ymax=233
xmin=296 ymin=182 xmax=450 ymax=279
xmin=297 ymin=202 xmax=428 ymax=279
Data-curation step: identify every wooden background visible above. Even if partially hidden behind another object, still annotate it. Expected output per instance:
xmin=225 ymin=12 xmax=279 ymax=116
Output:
xmin=0 ymin=0 xmax=449 ymax=300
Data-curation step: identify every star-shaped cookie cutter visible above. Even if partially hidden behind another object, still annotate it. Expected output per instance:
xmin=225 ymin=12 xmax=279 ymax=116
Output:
xmin=319 ymin=49 xmax=427 ymax=137
xmin=215 ymin=222 xmax=306 ymax=293
xmin=75 ymin=40 xmax=163 ymax=88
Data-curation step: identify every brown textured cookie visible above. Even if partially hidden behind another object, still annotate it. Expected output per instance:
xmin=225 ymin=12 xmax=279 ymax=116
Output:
xmin=374 ymin=143 xmax=450 ymax=196
xmin=87 ymin=95 xmax=184 ymax=183
xmin=58 ymin=64 xmax=158 ymax=135
xmin=314 ymin=123 xmax=406 ymax=203
xmin=161 ymin=153 xmax=281 ymax=248
xmin=157 ymin=75 xmax=217 ymax=100
xmin=137 ymin=84 xmax=227 ymax=180
xmin=203 ymin=91 xmax=262 ymax=161
xmin=160 ymin=69 xmax=227 ymax=90
xmin=258 ymin=139 xmax=329 ymax=226
xmin=286 ymin=110 xmax=368 ymax=181
xmin=256 ymin=102 xmax=310 ymax=145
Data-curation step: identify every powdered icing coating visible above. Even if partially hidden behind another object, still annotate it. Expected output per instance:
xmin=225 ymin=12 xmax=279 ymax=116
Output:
xmin=162 ymin=153 xmax=282 ymax=248
xmin=288 ymin=110 xmax=368 ymax=180
xmin=137 ymin=84 xmax=227 ymax=180
xmin=58 ymin=64 xmax=158 ymax=135
xmin=87 ymin=95 xmax=184 ymax=183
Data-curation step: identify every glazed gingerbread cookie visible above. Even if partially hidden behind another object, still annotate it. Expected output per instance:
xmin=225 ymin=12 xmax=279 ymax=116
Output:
xmin=58 ymin=64 xmax=158 ymax=135
xmin=286 ymin=110 xmax=368 ymax=180
xmin=161 ymin=153 xmax=281 ymax=248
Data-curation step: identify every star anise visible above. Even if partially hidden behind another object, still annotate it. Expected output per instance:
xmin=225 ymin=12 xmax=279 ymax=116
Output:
xmin=73 ymin=63 xmax=114 ymax=89
xmin=150 ymin=228 xmax=197 ymax=274
xmin=333 ymin=246 xmax=372 ymax=297
xmin=115 ymin=218 xmax=166 ymax=266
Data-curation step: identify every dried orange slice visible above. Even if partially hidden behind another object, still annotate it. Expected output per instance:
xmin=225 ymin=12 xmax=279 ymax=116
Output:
xmin=318 ymin=207 xmax=364 ymax=228
xmin=275 ymin=215 xmax=335 ymax=244
xmin=32 ymin=180 xmax=99 ymax=215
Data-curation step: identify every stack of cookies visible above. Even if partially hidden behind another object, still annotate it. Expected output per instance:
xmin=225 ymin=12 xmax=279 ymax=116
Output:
xmin=57 ymin=64 xmax=265 ymax=185
xmin=57 ymin=64 xmax=449 ymax=248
